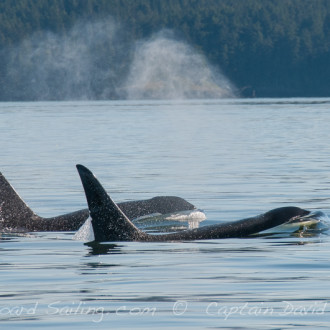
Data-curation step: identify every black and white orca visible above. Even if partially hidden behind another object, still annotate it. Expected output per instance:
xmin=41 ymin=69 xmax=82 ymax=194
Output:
xmin=76 ymin=164 xmax=312 ymax=242
xmin=0 ymin=172 xmax=195 ymax=232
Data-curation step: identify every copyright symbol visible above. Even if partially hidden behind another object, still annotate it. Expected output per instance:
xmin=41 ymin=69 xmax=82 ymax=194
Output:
xmin=173 ymin=301 xmax=188 ymax=315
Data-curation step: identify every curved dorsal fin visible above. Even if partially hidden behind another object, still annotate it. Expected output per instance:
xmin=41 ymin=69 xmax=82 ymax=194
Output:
xmin=76 ymin=165 xmax=147 ymax=242
xmin=0 ymin=172 xmax=39 ymax=230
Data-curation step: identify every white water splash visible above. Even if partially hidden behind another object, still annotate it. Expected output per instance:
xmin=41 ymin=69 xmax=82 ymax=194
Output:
xmin=165 ymin=210 xmax=207 ymax=229
xmin=261 ymin=211 xmax=330 ymax=235
xmin=165 ymin=210 xmax=206 ymax=221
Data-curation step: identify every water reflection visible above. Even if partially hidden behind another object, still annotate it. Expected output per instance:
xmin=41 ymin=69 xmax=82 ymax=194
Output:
xmin=85 ymin=241 xmax=121 ymax=256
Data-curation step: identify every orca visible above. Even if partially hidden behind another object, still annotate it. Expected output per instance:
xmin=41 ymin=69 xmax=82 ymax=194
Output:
xmin=76 ymin=164 xmax=311 ymax=242
xmin=0 ymin=172 xmax=195 ymax=232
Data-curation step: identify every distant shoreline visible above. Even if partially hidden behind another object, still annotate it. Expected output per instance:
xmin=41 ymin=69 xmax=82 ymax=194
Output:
xmin=1 ymin=0 xmax=329 ymax=100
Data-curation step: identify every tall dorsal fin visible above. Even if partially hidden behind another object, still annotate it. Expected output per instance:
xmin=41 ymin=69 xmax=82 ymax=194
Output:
xmin=76 ymin=165 xmax=311 ymax=243
xmin=76 ymin=165 xmax=147 ymax=242
xmin=0 ymin=172 xmax=39 ymax=230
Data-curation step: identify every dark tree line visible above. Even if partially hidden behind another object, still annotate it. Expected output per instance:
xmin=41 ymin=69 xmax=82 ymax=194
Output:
xmin=0 ymin=0 xmax=329 ymax=99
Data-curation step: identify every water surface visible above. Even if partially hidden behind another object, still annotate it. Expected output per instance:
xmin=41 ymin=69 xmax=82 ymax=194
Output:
xmin=1 ymin=99 xmax=330 ymax=329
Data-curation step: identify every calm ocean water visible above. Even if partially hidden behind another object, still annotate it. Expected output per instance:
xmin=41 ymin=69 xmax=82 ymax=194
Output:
xmin=1 ymin=98 xmax=330 ymax=329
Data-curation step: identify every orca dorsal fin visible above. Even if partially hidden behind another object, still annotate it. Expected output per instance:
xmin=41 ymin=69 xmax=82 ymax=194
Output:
xmin=0 ymin=172 xmax=39 ymax=230
xmin=76 ymin=165 xmax=147 ymax=242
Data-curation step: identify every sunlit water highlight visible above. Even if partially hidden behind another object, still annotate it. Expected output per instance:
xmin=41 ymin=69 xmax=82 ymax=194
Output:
xmin=1 ymin=98 xmax=330 ymax=329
